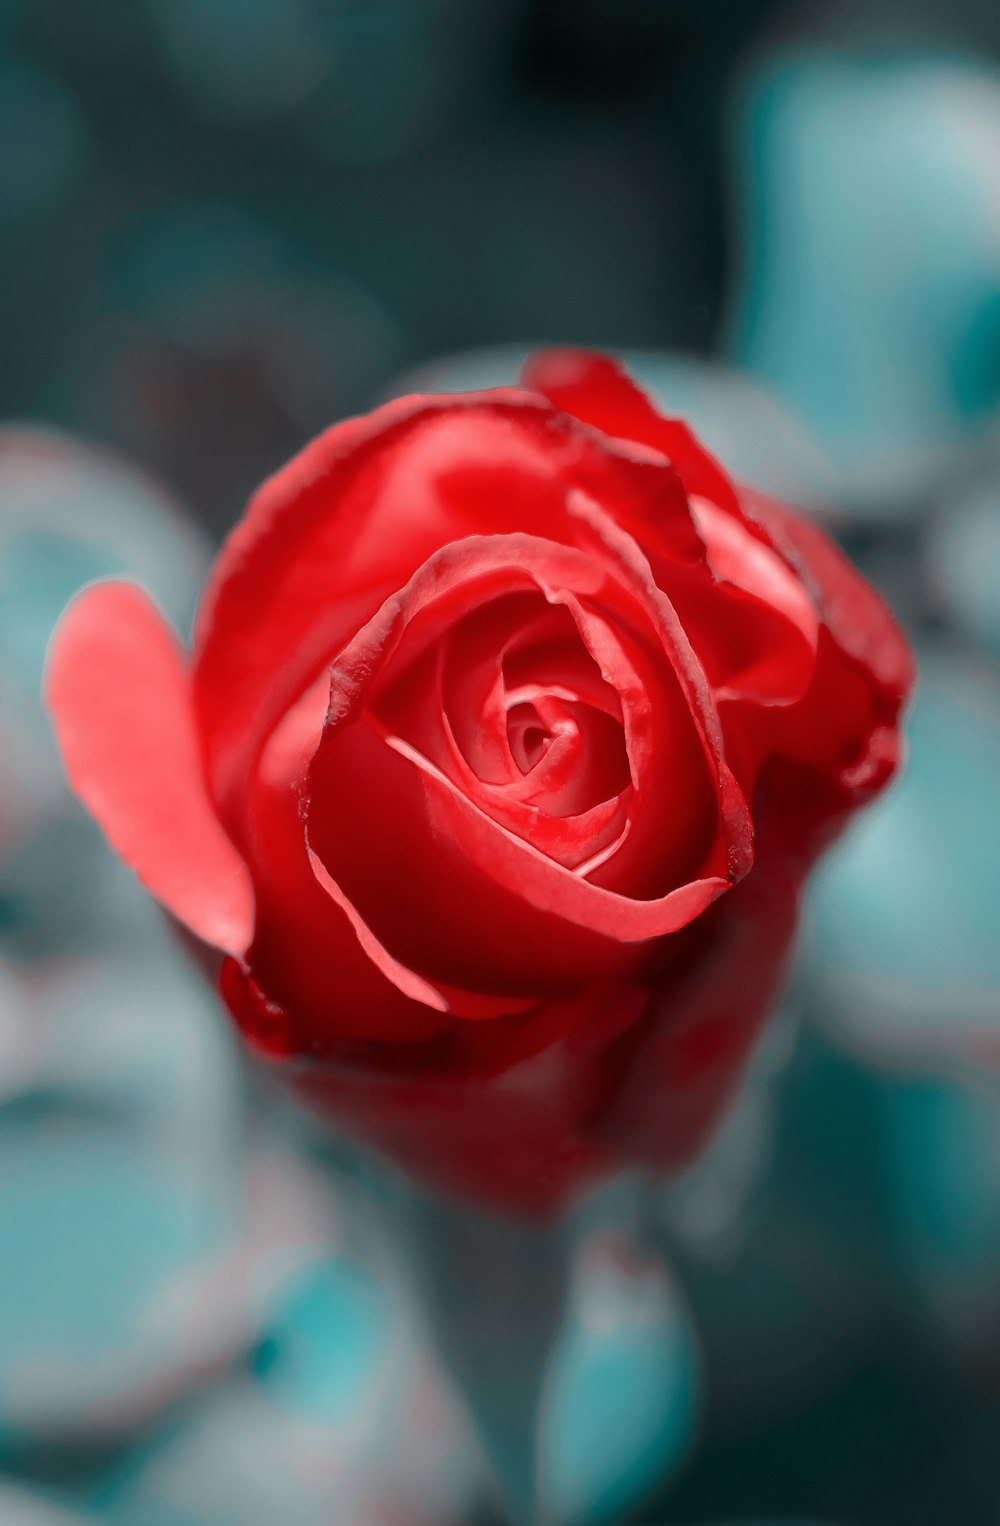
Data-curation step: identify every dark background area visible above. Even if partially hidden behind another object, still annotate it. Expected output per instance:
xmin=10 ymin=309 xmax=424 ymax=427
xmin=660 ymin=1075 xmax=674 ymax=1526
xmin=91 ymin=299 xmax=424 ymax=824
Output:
xmin=0 ymin=0 xmax=895 ymax=529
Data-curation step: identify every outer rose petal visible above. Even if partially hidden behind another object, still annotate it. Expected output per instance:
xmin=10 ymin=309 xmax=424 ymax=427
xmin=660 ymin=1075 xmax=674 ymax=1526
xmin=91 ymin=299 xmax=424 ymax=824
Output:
xmin=228 ymin=806 xmax=802 ymax=1217
xmin=45 ymin=581 xmax=254 ymax=954
xmin=597 ymin=806 xmax=800 ymax=1171
xmin=541 ymin=345 xmax=906 ymax=717
xmin=224 ymin=970 xmax=650 ymax=1217
xmin=688 ymin=495 xmax=819 ymax=703
xmin=526 ymin=352 xmax=820 ymax=709
xmin=741 ymin=488 xmax=914 ymax=702
xmin=523 ymin=348 xmax=740 ymax=511
xmin=525 ymin=348 xmax=910 ymax=810
xmin=736 ymin=487 xmax=914 ymax=822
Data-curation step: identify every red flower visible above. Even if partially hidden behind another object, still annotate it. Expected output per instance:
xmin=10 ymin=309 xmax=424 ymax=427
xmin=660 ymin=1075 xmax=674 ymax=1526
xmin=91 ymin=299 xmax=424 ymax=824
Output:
xmin=47 ymin=352 xmax=913 ymax=1216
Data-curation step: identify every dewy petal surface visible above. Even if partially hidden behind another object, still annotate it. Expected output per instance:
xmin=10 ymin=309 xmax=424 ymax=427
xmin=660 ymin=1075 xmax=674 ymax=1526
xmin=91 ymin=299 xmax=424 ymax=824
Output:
xmin=45 ymin=581 xmax=254 ymax=954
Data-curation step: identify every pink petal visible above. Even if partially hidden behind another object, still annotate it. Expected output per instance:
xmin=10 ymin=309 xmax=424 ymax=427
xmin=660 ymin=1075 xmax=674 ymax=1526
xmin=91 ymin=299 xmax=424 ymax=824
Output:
xmin=46 ymin=581 xmax=254 ymax=954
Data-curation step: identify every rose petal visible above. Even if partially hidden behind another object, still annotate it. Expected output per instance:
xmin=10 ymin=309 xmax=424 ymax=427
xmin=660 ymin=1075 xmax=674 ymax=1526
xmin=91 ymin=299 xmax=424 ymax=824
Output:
xmin=742 ymin=488 xmax=914 ymax=700
xmin=247 ymin=978 xmax=651 ymax=1217
xmin=542 ymin=590 xmax=718 ymax=896
xmin=191 ymin=390 xmax=675 ymax=830
xmin=193 ymin=394 xmax=427 ymax=824
xmin=598 ymin=817 xmax=800 ymax=1172
xmin=243 ymin=678 xmax=512 ymax=1043
xmin=377 ymin=595 xmax=631 ymax=872
xmin=309 ymin=712 xmax=647 ymax=995
xmin=526 ymin=350 xmax=821 ymax=707
xmin=45 ymin=581 xmax=254 ymax=954
xmin=734 ymin=488 xmax=914 ymax=815
xmin=687 ymin=494 xmax=819 ymax=704
xmin=306 ymin=845 xmax=538 ymax=1022
xmin=382 ymin=732 xmax=732 ymax=938
xmin=562 ymin=490 xmax=754 ymax=883
xmin=303 ymin=531 xmax=739 ymax=994
xmin=522 ymin=347 xmax=741 ymax=513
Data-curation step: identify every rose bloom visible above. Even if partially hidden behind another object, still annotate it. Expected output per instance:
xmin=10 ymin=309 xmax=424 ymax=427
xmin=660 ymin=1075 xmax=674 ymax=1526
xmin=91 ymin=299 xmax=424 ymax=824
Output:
xmin=48 ymin=352 xmax=912 ymax=1216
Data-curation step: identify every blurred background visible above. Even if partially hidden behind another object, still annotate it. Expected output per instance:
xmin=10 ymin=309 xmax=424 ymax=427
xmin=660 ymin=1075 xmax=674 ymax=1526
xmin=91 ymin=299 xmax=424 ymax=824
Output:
xmin=2 ymin=1 xmax=1000 ymax=1523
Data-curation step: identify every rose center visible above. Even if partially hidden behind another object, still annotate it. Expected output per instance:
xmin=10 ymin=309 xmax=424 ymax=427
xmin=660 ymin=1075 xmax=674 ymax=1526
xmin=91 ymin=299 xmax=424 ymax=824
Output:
xmin=506 ymin=702 xmax=553 ymax=774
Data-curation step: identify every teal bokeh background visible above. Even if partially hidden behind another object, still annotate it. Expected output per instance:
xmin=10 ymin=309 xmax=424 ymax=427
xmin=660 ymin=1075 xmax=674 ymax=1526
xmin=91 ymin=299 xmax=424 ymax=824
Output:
xmin=2 ymin=1 xmax=1000 ymax=1522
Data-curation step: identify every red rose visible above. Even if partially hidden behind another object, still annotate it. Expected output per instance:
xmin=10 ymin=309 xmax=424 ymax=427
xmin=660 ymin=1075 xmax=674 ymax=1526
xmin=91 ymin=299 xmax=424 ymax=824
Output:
xmin=47 ymin=351 xmax=912 ymax=1216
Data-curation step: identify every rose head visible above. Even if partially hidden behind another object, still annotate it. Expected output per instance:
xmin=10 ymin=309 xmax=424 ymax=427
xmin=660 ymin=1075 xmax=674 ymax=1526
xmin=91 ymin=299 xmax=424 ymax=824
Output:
xmin=47 ymin=352 xmax=913 ymax=1216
